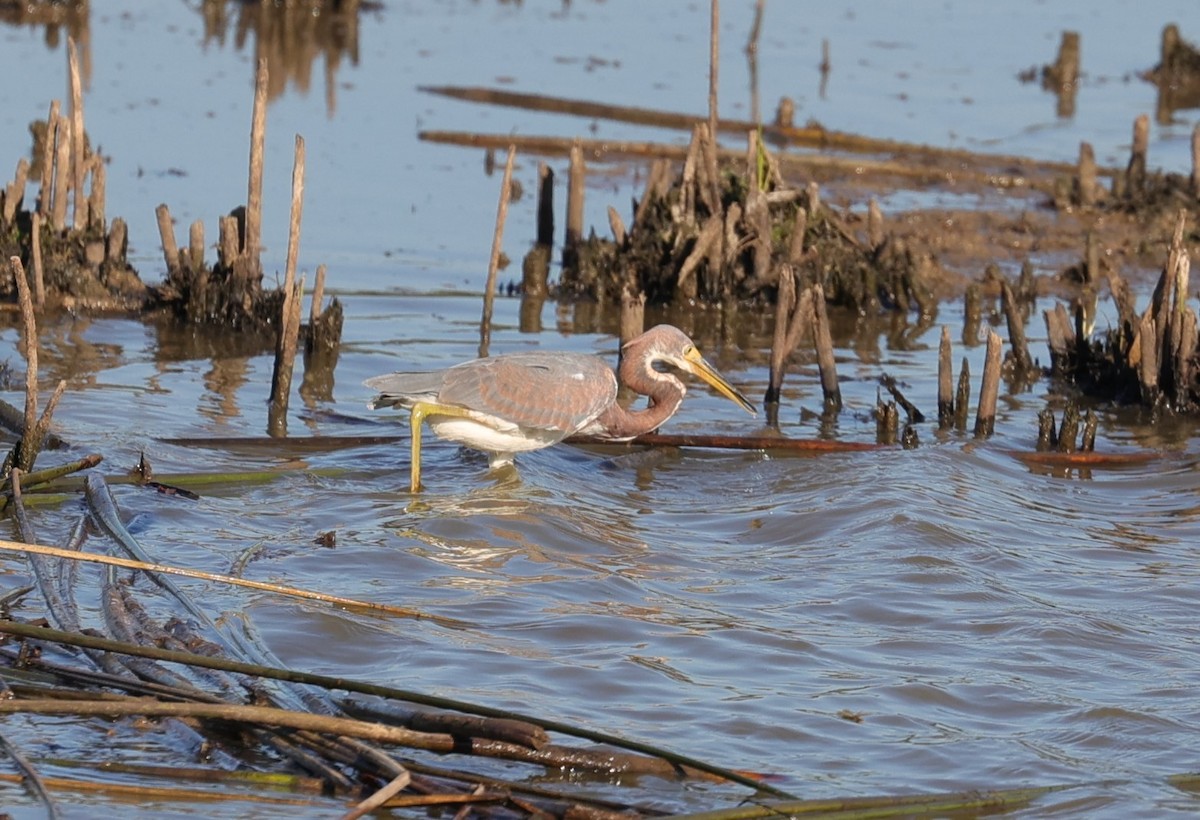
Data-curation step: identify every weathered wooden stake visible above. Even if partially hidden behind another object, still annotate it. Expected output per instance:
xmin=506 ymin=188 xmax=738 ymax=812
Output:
xmin=268 ymin=135 xmax=308 ymax=433
xmin=535 ymin=162 xmax=554 ymax=247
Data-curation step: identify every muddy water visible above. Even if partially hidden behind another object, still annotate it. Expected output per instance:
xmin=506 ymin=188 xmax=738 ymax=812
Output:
xmin=1 ymin=2 xmax=1200 ymax=818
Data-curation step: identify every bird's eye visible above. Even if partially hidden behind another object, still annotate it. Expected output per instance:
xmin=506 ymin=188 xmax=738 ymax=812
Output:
xmin=683 ymin=345 xmax=695 ymax=356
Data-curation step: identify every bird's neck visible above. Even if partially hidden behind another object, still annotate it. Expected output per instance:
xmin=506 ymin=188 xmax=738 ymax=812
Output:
xmin=593 ymin=358 xmax=684 ymax=439
xmin=593 ymin=391 xmax=683 ymax=439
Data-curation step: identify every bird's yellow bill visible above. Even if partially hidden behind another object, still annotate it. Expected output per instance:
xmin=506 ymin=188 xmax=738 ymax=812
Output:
xmin=684 ymin=348 xmax=757 ymax=415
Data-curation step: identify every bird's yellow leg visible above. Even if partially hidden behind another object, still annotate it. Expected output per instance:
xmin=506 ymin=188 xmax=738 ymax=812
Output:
xmin=409 ymin=403 xmax=429 ymax=492
xmin=408 ymin=401 xmax=474 ymax=492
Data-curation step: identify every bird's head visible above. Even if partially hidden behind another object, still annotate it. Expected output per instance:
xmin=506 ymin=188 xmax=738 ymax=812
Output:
xmin=625 ymin=325 xmax=757 ymax=416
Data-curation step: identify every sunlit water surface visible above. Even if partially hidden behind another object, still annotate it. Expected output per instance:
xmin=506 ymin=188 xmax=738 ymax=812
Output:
xmin=0 ymin=2 xmax=1198 ymax=817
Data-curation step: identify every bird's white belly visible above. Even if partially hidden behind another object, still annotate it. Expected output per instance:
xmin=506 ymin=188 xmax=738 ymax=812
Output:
xmin=427 ymin=416 xmax=566 ymax=464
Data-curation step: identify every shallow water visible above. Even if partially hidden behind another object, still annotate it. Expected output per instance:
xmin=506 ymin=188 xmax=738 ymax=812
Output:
xmin=0 ymin=2 xmax=1199 ymax=818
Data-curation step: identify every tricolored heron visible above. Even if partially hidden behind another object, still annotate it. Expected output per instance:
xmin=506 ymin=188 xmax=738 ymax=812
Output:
xmin=365 ymin=324 xmax=756 ymax=491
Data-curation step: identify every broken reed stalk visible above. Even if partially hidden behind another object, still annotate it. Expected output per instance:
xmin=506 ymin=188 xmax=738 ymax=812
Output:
xmin=31 ymin=212 xmax=44 ymax=309
xmin=245 ymin=57 xmax=269 ymax=281
xmin=36 ymin=101 xmax=59 ymax=218
xmin=618 ymin=281 xmax=646 ymax=350
xmin=51 ymin=114 xmax=70 ymax=230
xmin=535 ymin=161 xmax=554 ymax=248
xmin=479 ymin=145 xmax=516 ymax=359
xmin=68 ymin=36 xmax=87 ymax=231
xmin=0 ymin=768 xmax=321 ymax=809
xmin=937 ymin=326 xmax=953 ymax=427
xmin=188 ymin=219 xmax=204 ymax=270
xmin=955 ymin=357 xmax=971 ymax=430
xmin=342 ymin=769 xmax=413 ymax=820
xmin=268 ymin=135 xmax=308 ymax=433
xmin=812 ymin=283 xmax=841 ymax=411
xmin=709 ymin=0 xmax=719 ymax=151
xmin=155 ymin=203 xmax=179 ymax=271
xmin=974 ymin=330 xmax=1003 ymax=437
xmin=1126 ymin=113 xmax=1149 ymax=194
xmin=1000 ymin=279 xmax=1033 ymax=372
xmin=564 ymin=140 xmax=584 ymax=270
xmin=766 ymin=265 xmax=796 ymax=405
xmin=9 ymin=257 xmax=38 ymax=473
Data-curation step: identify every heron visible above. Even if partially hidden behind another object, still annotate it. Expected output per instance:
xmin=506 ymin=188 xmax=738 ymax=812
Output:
xmin=365 ymin=324 xmax=756 ymax=491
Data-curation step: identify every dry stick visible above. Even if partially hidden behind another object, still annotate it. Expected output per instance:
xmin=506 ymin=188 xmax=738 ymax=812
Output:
xmin=30 ymin=212 xmax=44 ymax=309
xmin=420 ymin=130 xmax=1058 ymax=192
xmin=269 ymin=135 xmax=307 ymax=428
xmin=68 ymin=36 xmax=87 ymax=231
xmin=419 ymin=87 xmax=1095 ymax=178
xmin=974 ymin=330 xmax=1003 ymax=437
xmin=607 ymin=205 xmax=627 ymax=245
xmin=0 ymin=699 xmax=454 ymax=751
xmin=0 ymin=539 xmax=457 ymax=623
xmin=708 ymin=0 xmax=719 ymax=152
xmin=9 ymin=257 xmax=38 ymax=474
xmin=310 ymin=262 xmax=327 ymax=326
xmin=245 ymin=57 xmax=268 ymax=279
xmin=567 ymin=432 xmax=883 ymax=452
xmin=937 ymin=326 xmax=953 ymax=428
xmin=479 ymin=145 xmax=516 ymax=360
xmin=812 ymin=284 xmax=841 ymax=411
xmin=0 ymin=729 xmax=61 ymax=820
xmin=341 ymin=769 xmax=413 ymax=820
xmin=155 ymin=203 xmax=179 ymax=271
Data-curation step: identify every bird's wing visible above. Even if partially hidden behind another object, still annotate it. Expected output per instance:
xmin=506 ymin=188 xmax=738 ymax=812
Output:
xmin=437 ymin=352 xmax=617 ymax=434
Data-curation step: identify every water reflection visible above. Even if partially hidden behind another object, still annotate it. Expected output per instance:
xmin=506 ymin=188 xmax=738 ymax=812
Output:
xmin=198 ymin=0 xmax=366 ymax=114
